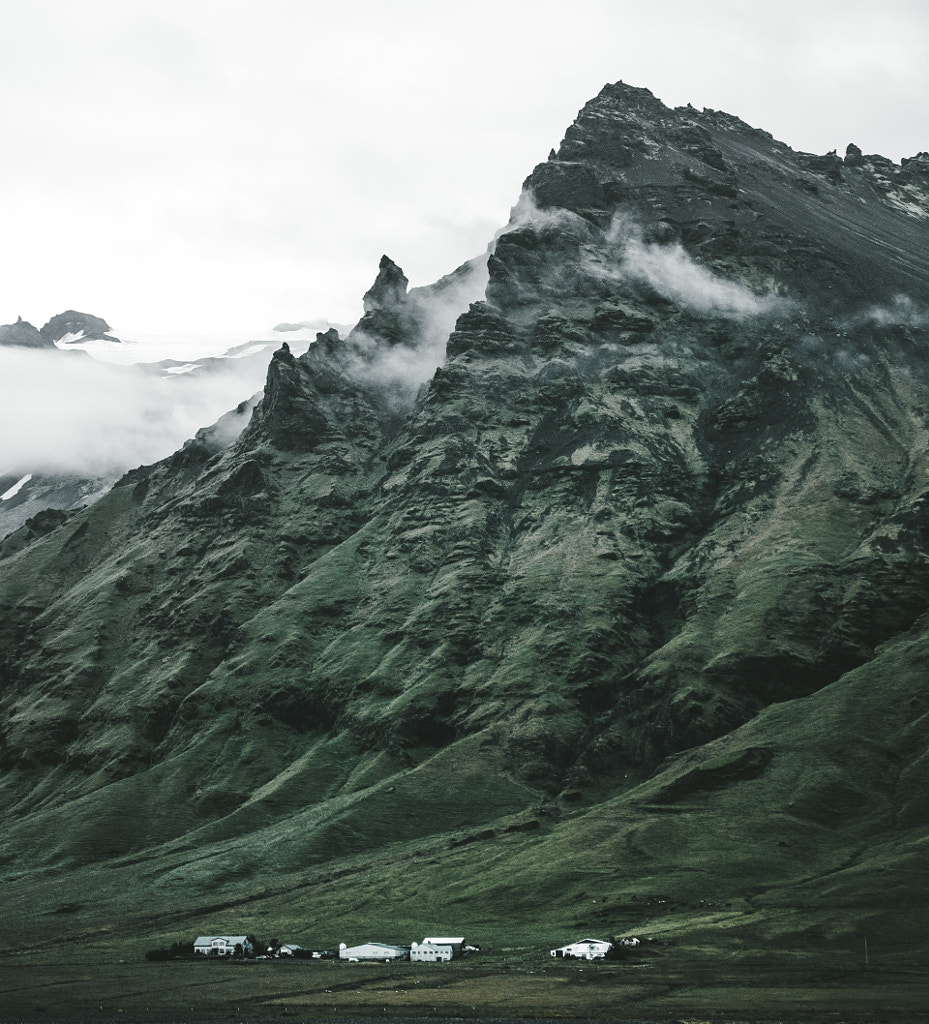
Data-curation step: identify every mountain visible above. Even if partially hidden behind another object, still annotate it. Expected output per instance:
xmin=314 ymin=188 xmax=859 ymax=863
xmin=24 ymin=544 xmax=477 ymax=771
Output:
xmin=1 ymin=82 xmax=929 ymax=971
xmin=0 ymin=310 xmax=120 ymax=349
xmin=40 ymin=309 xmax=121 ymax=345
xmin=0 ymin=315 xmax=54 ymax=349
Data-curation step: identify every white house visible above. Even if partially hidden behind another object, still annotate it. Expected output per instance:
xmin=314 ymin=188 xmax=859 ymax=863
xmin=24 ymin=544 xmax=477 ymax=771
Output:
xmin=411 ymin=936 xmax=466 ymax=962
xmin=339 ymin=941 xmax=410 ymax=961
xmin=278 ymin=944 xmax=302 ymax=956
xmin=194 ymin=935 xmax=253 ymax=957
xmin=550 ymin=938 xmax=612 ymax=960
xmin=411 ymin=942 xmax=451 ymax=962
xmin=423 ymin=936 xmax=465 ymax=955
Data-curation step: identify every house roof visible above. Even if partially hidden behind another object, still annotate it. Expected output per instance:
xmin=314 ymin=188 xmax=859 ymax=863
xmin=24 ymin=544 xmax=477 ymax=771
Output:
xmin=193 ymin=935 xmax=249 ymax=946
xmin=551 ymin=938 xmax=611 ymax=952
xmin=342 ymin=942 xmax=409 ymax=954
xmin=422 ymin=936 xmax=464 ymax=945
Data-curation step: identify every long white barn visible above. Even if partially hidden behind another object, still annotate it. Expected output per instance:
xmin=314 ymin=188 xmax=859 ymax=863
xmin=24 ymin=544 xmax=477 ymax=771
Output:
xmin=339 ymin=941 xmax=410 ymax=961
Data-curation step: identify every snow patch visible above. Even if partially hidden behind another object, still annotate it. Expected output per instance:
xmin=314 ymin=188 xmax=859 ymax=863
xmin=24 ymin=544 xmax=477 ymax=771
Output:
xmin=884 ymin=188 xmax=929 ymax=219
xmin=1 ymin=474 xmax=32 ymax=501
xmin=55 ymin=331 xmax=89 ymax=346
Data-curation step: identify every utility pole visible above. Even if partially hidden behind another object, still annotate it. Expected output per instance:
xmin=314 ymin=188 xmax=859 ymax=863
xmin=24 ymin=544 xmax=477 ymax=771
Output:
xmin=864 ymin=936 xmax=869 ymax=968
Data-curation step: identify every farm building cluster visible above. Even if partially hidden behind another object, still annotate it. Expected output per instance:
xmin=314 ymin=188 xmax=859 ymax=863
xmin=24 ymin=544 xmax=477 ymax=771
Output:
xmin=191 ymin=935 xmax=474 ymax=961
xmin=187 ymin=934 xmax=641 ymax=962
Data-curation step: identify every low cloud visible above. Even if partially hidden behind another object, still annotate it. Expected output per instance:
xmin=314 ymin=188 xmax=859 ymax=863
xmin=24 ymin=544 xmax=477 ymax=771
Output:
xmin=501 ymin=191 xmax=596 ymax=240
xmin=494 ymin=195 xmax=787 ymax=320
xmin=0 ymin=347 xmax=264 ymax=477
xmin=592 ymin=213 xmax=788 ymax=318
xmin=860 ymin=293 xmax=929 ymax=328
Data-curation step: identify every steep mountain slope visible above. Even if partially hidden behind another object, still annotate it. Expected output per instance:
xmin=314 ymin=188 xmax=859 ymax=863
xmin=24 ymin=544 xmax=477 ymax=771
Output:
xmin=1 ymin=82 xmax=929 ymax=957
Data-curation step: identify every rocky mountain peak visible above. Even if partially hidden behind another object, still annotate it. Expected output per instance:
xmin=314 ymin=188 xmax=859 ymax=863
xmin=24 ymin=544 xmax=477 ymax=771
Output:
xmin=349 ymin=255 xmax=421 ymax=356
xmin=0 ymin=309 xmax=120 ymax=349
xmin=0 ymin=316 xmax=52 ymax=348
xmin=362 ymin=254 xmax=409 ymax=313
xmin=503 ymin=81 xmax=929 ymax=318
xmin=40 ymin=310 xmax=118 ymax=343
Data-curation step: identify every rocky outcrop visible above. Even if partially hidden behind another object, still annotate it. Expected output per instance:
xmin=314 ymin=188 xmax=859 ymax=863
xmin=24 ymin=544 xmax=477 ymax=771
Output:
xmin=362 ymin=254 xmax=409 ymax=312
xmin=0 ymin=316 xmax=52 ymax=348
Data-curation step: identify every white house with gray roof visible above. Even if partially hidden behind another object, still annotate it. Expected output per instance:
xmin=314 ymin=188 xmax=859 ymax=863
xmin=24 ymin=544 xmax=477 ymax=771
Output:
xmin=194 ymin=935 xmax=253 ymax=956
xmin=550 ymin=938 xmax=611 ymax=960
xmin=411 ymin=936 xmax=466 ymax=961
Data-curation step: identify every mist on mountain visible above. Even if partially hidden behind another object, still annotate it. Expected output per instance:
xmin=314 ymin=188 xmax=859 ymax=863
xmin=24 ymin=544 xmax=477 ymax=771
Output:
xmin=343 ymin=253 xmax=490 ymax=405
xmin=0 ymin=343 xmax=265 ymax=476
xmin=604 ymin=213 xmax=789 ymax=317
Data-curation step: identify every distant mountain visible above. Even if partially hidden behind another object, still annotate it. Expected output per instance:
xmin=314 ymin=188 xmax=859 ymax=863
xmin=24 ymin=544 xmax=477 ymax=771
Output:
xmin=0 ymin=316 xmax=54 ymax=348
xmin=0 ymin=316 xmax=295 ymax=540
xmin=41 ymin=309 xmax=121 ymax=345
xmin=1 ymin=82 xmax=929 ymax=966
xmin=0 ymin=310 xmax=122 ymax=348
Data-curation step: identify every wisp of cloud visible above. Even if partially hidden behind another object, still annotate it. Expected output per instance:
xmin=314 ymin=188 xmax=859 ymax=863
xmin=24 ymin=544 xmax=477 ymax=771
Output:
xmin=595 ymin=213 xmax=787 ymax=318
xmin=861 ymin=293 xmax=928 ymax=328
xmin=346 ymin=253 xmax=490 ymax=401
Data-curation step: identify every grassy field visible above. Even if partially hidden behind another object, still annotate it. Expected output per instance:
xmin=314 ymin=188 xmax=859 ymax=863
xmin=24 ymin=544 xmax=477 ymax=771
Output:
xmin=3 ymin=730 xmax=929 ymax=1024
xmin=2 ymin=949 xmax=929 ymax=1022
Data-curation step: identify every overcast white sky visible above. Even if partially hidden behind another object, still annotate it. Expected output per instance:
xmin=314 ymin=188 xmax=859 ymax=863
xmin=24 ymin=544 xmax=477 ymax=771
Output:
xmin=2 ymin=0 xmax=928 ymax=341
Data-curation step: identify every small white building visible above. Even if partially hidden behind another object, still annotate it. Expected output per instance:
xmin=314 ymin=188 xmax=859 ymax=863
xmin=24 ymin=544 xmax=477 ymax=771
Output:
xmin=339 ymin=941 xmax=410 ymax=961
xmin=194 ymin=935 xmax=253 ymax=957
xmin=277 ymin=944 xmax=302 ymax=956
xmin=550 ymin=938 xmax=612 ymax=960
xmin=409 ymin=936 xmax=466 ymax=962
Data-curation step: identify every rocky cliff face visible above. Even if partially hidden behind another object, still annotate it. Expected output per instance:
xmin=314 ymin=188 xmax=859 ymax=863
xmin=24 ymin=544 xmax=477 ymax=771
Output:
xmin=1 ymin=83 xmax=928 ymax=953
